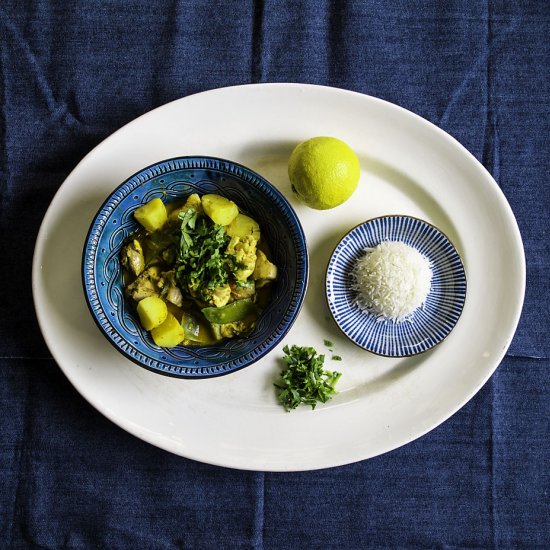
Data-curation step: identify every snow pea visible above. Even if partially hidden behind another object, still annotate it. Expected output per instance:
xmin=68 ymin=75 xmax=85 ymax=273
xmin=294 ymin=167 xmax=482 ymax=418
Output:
xmin=201 ymin=299 xmax=259 ymax=324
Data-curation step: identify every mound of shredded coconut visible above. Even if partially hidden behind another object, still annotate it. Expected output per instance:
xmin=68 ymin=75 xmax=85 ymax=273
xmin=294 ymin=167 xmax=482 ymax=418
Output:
xmin=351 ymin=241 xmax=432 ymax=322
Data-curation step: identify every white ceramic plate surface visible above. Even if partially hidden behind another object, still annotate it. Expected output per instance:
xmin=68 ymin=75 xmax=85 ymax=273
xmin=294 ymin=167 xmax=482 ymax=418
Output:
xmin=32 ymin=84 xmax=525 ymax=471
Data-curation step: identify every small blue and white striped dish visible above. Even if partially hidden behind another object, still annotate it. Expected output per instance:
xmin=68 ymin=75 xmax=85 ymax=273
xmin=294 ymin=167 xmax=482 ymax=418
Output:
xmin=325 ymin=216 xmax=467 ymax=357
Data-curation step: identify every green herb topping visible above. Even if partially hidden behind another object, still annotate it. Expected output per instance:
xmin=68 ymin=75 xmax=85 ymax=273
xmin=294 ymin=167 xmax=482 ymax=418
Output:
xmin=275 ymin=345 xmax=342 ymax=411
xmin=175 ymin=209 xmax=236 ymax=301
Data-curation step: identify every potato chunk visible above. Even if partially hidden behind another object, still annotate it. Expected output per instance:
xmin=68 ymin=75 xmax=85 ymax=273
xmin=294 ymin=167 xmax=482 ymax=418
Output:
xmin=136 ymin=296 xmax=168 ymax=330
xmin=168 ymin=193 xmax=202 ymax=224
xmin=226 ymin=214 xmax=260 ymax=241
xmin=134 ymin=198 xmax=168 ymax=232
xmin=151 ymin=313 xmax=185 ymax=347
xmin=201 ymin=194 xmax=239 ymax=225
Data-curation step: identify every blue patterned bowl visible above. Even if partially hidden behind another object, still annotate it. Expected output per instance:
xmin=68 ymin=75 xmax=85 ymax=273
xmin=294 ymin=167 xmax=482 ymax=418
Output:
xmin=326 ymin=216 xmax=466 ymax=357
xmin=82 ymin=157 xmax=308 ymax=378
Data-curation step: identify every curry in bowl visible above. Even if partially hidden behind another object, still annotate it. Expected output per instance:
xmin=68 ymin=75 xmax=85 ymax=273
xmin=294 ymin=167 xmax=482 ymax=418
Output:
xmin=82 ymin=156 xmax=307 ymax=378
xmin=121 ymin=193 xmax=278 ymax=347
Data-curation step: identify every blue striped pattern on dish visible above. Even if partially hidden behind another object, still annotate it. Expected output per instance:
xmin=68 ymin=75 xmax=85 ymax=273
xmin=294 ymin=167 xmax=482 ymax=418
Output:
xmin=325 ymin=216 xmax=467 ymax=357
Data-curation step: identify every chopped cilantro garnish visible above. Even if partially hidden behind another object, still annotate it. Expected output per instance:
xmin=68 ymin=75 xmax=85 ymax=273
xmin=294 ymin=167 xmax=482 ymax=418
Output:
xmin=323 ymin=339 xmax=335 ymax=348
xmin=331 ymin=355 xmax=342 ymax=361
xmin=275 ymin=345 xmax=341 ymax=411
xmin=175 ymin=208 xmax=235 ymax=301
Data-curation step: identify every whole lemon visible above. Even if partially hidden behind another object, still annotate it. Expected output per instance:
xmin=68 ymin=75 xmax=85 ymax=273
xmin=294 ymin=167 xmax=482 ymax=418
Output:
xmin=288 ymin=136 xmax=360 ymax=210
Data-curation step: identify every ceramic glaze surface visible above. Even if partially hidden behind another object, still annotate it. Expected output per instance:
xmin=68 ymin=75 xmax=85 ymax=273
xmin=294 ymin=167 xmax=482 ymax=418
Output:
xmin=83 ymin=157 xmax=308 ymax=378
xmin=326 ymin=216 xmax=467 ymax=357
xmin=33 ymin=85 xmax=525 ymax=470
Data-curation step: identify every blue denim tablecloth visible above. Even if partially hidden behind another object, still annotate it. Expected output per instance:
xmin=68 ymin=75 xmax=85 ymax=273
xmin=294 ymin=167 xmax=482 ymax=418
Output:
xmin=1 ymin=1 xmax=549 ymax=548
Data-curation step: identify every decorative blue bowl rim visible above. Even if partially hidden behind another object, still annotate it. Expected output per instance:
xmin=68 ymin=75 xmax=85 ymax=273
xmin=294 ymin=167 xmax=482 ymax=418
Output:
xmin=325 ymin=215 xmax=467 ymax=357
xmin=82 ymin=156 xmax=308 ymax=378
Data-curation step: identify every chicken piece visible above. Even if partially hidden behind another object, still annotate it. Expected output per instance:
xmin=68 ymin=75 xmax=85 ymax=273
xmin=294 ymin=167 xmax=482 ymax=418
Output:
xmin=226 ymin=235 xmax=257 ymax=281
xmin=121 ymin=239 xmax=145 ymax=276
xmin=209 ymin=284 xmax=231 ymax=308
xmin=161 ymin=270 xmax=184 ymax=307
xmin=210 ymin=320 xmax=255 ymax=341
xmin=252 ymin=249 xmax=277 ymax=283
xmin=230 ymin=280 xmax=255 ymax=301
xmin=126 ymin=266 xmax=162 ymax=301
xmin=218 ymin=320 xmax=255 ymax=338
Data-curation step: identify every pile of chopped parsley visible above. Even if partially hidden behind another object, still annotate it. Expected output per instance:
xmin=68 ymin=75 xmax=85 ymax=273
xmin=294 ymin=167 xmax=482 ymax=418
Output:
xmin=275 ymin=345 xmax=342 ymax=411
